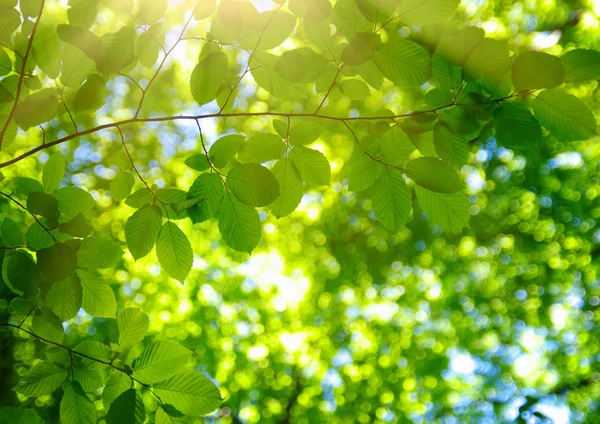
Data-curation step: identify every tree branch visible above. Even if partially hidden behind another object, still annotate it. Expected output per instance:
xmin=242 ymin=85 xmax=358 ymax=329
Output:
xmin=0 ymin=90 xmax=534 ymax=170
xmin=0 ymin=0 xmax=46 ymax=150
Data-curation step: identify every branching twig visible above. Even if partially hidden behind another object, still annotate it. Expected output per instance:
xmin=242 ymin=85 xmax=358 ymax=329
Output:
xmin=115 ymin=126 xmax=170 ymax=219
xmin=133 ymin=2 xmax=199 ymax=118
xmin=219 ymin=2 xmax=285 ymax=113
xmin=0 ymin=0 xmax=46 ymax=150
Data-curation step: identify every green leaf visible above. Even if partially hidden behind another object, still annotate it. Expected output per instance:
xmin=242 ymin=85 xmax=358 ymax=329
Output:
xmin=106 ymin=389 xmax=145 ymax=424
xmin=73 ymin=74 xmax=106 ymax=112
xmin=289 ymin=0 xmax=331 ymax=20
xmin=432 ymin=51 xmax=462 ymax=95
xmin=26 ymin=222 xmax=54 ymax=251
xmin=124 ymin=205 xmax=162 ymax=260
xmin=348 ymin=154 xmax=382 ymax=192
xmin=27 ymin=191 xmax=59 ymax=220
xmin=73 ymin=364 xmax=104 ymax=393
xmin=512 ymin=51 xmax=565 ymax=89
xmin=37 ymin=243 xmax=77 ymax=284
xmin=77 ymin=236 xmax=122 ymax=269
xmin=103 ymin=371 xmax=130 ymax=409
xmin=57 ymin=24 xmax=101 ymax=61
xmin=218 ymin=195 xmax=261 ymax=253
xmin=238 ymin=133 xmax=286 ymax=164
xmin=59 ymin=382 xmax=96 ymax=424
xmin=269 ymin=159 xmax=303 ymax=218
xmin=135 ymin=0 xmax=166 ymax=24
xmin=341 ymin=32 xmax=381 ymax=66
xmin=251 ymin=52 xmax=305 ymax=100
xmin=190 ymin=52 xmax=229 ymax=106
xmin=184 ymin=154 xmax=211 ymax=172
xmin=561 ymin=49 xmax=600 ymax=82
xmin=415 ymin=186 xmax=469 ymax=231
xmin=370 ymin=168 xmax=411 ymax=231
xmin=55 ymin=186 xmax=95 ymax=216
xmin=43 ymin=153 xmax=65 ymax=193
xmin=289 ymin=146 xmax=330 ymax=186
xmin=111 ymin=171 xmax=135 ymax=202
xmin=333 ymin=0 xmax=371 ymax=37
xmin=14 ymin=89 xmax=60 ymax=130
xmin=155 ymin=406 xmax=186 ymax=424
xmin=2 ymin=250 xmax=38 ymax=296
xmin=532 ymin=89 xmax=596 ymax=141
xmin=227 ymin=164 xmax=280 ymax=207
xmin=125 ymin=188 xmax=153 ymax=208
xmin=32 ymin=24 xmax=62 ymax=79
xmin=59 ymin=214 xmax=92 ymax=238
xmin=396 ymin=0 xmax=459 ymax=25
xmin=77 ymin=269 xmax=117 ymax=318
xmin=45 ymin=277 xmax=82 ymax=321
xmin=74 ymin=340 xmax=113 ymax=364
xmin=187 ymin=172 xmax=225 ymax=224
xmin=1 ymin=217 xmax=24 ymax=247
xmin=493 ymin=102 xmax=542 ymax=148
xmin=465 ymin=38 xmax=510 ymax=79
xmin=380 ymin=126 xmax=415 ymax=165
xmin=433 ymin=124 xmax=469 ymax=169
xmin=340 ymin=79 xmax=370 ymax=100
xmin=373 ymin=37 xmax=431 ymax=88
xmin=194 ymin=0 xmax=216 ymax=19
xmin=156 ymin=222 xmax=193 ymax=282
xmin=0 ymin=407 xmax=43 ymax=424
xmin=67 ymin=0 xmax=99 ymax=28
xmin=132 ymin=341 xmax=192 ymax=384
xmin=96 ymin=27 xmax=136 ymax=74
xmin=289 ymin=122 xmax=324 ymax=146
xmin=275 ymin=48 xmax=328 ymax=83
xmin=15 ymin=361 xmax=68 ymax=397
xmin=136 ymin=33 xmax=159 ymax=68
xmin=153 ymin=370 xmax=222 ymax=416
xmin=0 ymin=47 xmax=11 ymax=76
xmin=60 ymin=45 xmax=97 ymax=88
xmin=209 ymin=134 xmax=245 ymax=168
xmin=117 ymin=308 xmax=149 ymax=351
xmin=405 ymin=157 xmax=463 ymax=194
xmin=239 ymin=10 xmax=296 ymax=51
xmin=0 ymin=7 xmax=21 ymax=44
xmin=10 ymin=177 xmax=43 ymax=197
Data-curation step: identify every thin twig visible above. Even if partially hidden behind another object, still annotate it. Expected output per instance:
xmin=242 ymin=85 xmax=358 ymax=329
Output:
xmin=0 ymin=321 xmax=164 ymax=405
xmin=0 ymin=191 xmax=57 ymax=242
xmin=219 ymin=3 xmax=285 ymax=113
xmin=119 ymin=73 xmax=144 ymax=93
xmin=314 ymin=64 xmax=344 ymax=114
xmin=133 ymin=2 xmax=199 ymax=118
xmin=0 ymin=0 xmax=46 ymax=149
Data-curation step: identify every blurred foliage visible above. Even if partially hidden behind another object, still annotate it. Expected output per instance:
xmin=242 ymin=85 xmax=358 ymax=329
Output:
xmin=0 ymin=0 xmax=600 ymax=423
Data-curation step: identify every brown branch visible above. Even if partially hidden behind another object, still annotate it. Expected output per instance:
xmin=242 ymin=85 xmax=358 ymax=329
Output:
xmin=0 ymin=321 xmax=164 ymax=405
xmin=0 ymin=89 xmax=536 ymax=170
xmin=0 ymin=191 xmax=57 ymax=242
xmin=0 ymin=0 xmax=46 ymax=150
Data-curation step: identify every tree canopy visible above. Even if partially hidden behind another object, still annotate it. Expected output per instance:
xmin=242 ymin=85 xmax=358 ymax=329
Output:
xmin=0 ymin=0 xmax=599 ymax=422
